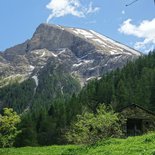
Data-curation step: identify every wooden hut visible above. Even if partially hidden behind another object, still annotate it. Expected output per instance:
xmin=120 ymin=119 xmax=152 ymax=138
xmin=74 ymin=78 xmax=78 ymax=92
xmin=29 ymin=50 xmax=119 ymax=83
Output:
xmin=119 ymin=104 xmax=155 ymax=136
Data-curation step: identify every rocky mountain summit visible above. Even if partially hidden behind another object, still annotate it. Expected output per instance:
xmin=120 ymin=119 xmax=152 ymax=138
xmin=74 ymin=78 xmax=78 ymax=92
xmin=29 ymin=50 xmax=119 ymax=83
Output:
xmin=0 ymin=23 xmax=141 ymax=86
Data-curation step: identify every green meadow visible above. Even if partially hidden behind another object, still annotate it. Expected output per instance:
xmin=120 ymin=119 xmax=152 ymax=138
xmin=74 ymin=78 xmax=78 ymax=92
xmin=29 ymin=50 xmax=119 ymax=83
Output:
xmin=1 ymin=132 xmax=155 ymax=155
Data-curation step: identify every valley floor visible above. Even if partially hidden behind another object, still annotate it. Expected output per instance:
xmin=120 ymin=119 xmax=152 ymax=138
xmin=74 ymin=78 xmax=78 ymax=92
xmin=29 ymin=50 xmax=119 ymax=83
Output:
xmin=1 ymin=132 xmax=155 ymax=155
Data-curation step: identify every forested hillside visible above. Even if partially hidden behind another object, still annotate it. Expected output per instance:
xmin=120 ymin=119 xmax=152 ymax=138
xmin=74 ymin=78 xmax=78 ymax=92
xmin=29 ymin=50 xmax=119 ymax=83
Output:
xmin=78 ymin=51 xmax=155 ymax=112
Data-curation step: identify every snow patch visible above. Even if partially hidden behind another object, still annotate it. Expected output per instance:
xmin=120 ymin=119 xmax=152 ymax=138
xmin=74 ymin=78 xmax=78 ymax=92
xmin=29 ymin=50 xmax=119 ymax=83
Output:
xmin=112 ymin=55 xmax=122 ymax=60
xmin=83 ymin=60 xmax=94 ymax=64
xmin=29 ymin=65 xmax=35 ymax=71
xmin=61 ymin=86 xmax=64 ymax=95
xmin=92 ymin=38 xmax=103 ymax=44
xmin=32 ymin=75 xmax=38 ymax=86
xmin=73 ymin=63 xmax=83 ymax=67
xmin=51 ymin=52 xmax=58 ymax=57
xmin=72 ymin=29 xmax=94 ymax=39
xmin=86 ymin=76 xmax=96 ymax=81
xmin=116 ymin=48 xmax=124 ymax=52
xmin=90 ymin=30 xmax=140 ymax=56
xmin=104 ymin=63 xmax=108 ymax=66
xmin=98 ymin=77 xmax=102 ymax=80
xmin=80 ymin=54 xmax=89 ymax=59
xmin=88 ymin=66 xmax=98 ymax=70
xmin=71 ymin=29 xmax=110 ymax=49
xmin=125 ymin=52 xmax=132 ymax=55
xmin=57 ymin=25 xmax=65 ymax=30
xmin=50 ymin=49 xmax=66 ymax=57
xmin=40 ymin=51 xmax=45 ymax=57
xmin=70 ymin=28 xmax=140 ymax=56
xmin=73 ymin=58 xmax=94 ymax=68
xmin=110 ymin=50 xmax=116 ymax=55
xmin=110 ymin=50 xmax=122 ymax=55
xmin=58 ymin=49 xmax=66 ymax=55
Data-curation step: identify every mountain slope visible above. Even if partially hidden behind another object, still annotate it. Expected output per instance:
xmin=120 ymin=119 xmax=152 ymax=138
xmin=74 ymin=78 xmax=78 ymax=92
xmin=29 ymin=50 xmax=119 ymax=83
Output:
xmin=0 ymin=23 xmax=141 ymax=86
xmin=0 ymin=23 xmax=142 ymax=112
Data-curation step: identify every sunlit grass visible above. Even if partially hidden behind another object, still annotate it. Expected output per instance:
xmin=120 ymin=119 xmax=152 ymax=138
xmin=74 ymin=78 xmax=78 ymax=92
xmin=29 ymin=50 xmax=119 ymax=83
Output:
xmin=1 ymin=132 xmax=155 ymax=155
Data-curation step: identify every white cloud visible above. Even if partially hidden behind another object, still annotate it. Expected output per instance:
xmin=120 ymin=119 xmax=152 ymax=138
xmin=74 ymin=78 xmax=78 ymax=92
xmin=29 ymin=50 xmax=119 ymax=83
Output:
xmin=46 ymin=0 xmax=100 ymax=23
xmin=86 ymin=2 xmax=100 ymax=14
xmin=118 ymin=18 xmax=155 ymax=53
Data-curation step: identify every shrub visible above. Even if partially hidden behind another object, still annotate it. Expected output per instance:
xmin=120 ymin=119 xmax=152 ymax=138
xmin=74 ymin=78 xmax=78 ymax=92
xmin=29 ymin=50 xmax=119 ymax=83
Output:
xmin=65 ymin=104 xmax=123 ymax=144
xmin=0 ymin=108 xmax=21 ymax=148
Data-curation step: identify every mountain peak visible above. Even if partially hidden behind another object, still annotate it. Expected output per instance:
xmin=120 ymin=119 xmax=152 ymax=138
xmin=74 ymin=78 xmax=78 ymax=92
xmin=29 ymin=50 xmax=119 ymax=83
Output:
xmin=34 ymin=23 xmax=141 ymax=56
xmin=36 ymin=23 xmax=62 ymax=30
xmin=0 ymin=23 xmax=141 ymax=86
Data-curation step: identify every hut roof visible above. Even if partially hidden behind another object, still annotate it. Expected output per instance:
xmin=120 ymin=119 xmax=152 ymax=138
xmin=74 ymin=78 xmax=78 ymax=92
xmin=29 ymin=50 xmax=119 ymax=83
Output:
xmin=118 ymin=104 xmax=155 ymax=116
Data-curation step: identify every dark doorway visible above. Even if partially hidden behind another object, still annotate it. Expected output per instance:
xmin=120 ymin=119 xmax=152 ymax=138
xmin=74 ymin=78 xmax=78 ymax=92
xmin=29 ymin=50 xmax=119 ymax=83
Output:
xmin=127 ymin=118 xmax=143 ymax=136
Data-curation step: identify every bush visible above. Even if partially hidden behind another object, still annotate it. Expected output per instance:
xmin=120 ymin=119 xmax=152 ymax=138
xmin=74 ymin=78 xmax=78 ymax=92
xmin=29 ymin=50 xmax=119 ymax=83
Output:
xmin=0 ymin=108 xmax=21 ymax=148
xmin=65 ymin=104 xmax=123 ymax=144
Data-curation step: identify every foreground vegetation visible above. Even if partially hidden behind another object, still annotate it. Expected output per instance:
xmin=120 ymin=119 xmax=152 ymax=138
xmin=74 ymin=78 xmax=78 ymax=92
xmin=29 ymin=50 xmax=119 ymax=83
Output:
xmin=65 ymin=104 xmax=123 ymax=144
xmin=1 ymin=132 xmax=155 ymax=155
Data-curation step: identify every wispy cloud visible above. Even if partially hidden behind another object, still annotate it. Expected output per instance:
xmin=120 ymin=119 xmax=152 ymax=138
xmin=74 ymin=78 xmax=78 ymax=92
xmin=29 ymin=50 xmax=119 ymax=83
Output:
xmin=85 ymin=2 xmax=100 ymax=14
xmin=118 ymin=18 xmax=155 ymax=53
xmin=46 ymin=0 xmax=100 ymax=23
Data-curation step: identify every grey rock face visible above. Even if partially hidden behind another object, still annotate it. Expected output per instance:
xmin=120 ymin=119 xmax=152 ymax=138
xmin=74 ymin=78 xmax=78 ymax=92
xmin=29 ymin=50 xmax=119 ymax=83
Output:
xmin=0 ymin=23 xmax=141 ymax=85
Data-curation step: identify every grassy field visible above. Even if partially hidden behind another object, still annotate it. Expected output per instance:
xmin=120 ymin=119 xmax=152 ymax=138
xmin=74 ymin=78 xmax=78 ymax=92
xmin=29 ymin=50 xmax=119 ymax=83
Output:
xmin=1 ymin=132 xmax=155 ymax=155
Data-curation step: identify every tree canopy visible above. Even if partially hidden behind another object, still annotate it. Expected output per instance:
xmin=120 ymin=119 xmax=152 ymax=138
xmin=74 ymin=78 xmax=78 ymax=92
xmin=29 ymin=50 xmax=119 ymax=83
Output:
xmin=0 ymin=108 xmax=21 ymax=148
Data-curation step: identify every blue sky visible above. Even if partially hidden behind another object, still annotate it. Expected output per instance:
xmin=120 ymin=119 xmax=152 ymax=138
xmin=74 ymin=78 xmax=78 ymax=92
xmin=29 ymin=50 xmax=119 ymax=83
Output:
xmin=0 ymin=0 xmax=154 ymax=53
